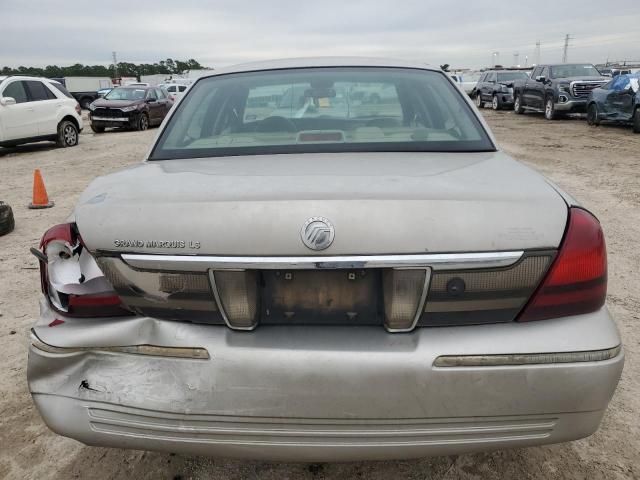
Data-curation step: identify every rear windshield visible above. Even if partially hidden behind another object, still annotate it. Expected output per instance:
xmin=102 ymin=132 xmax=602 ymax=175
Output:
xmin=150 ymin=67 xmax=494 ymax=160
xmin=105 ymin=87 xmax=147 ymax=100
xmin=550 ymin=64 xmax=601 ymax=78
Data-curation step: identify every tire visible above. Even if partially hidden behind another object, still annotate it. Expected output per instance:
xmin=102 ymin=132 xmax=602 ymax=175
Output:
xmin=587 ymin=103 xmax=600 ymax=126
xmin=513 ymin=94 xmax=524 ymax=114
xmin=0 ymin=201 xmax=15 ymax=237
xmin=56 ymin=120 xmax=79 ymax=148
xmin=475 ymin=93 xmax=484 ymax=108
xmin=544 ymin=96 xmax=557 ymax=120
xmin=136 ymin=113 xmax=149 ymax=131
xmin=492 ymin=95 xmax=501 ymax=111
xmin=80 ymin=97 xmax=92 ymax=110
xmin=633 ymin=108 xmax=640 ymax=134
xmin=90 ymin=124 xmax=105 ymax=133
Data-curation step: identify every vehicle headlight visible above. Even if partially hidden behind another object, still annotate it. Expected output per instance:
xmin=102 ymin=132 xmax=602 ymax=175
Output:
xmin=500 ymin=84 xmax=509 ymax=92
xmin=120 ymin=106 xmax=137 ymax=112
xmin=88 ymin=103 xmax=96 ymax=111
xmin=558 ymin=84 xmax=570 ymax=92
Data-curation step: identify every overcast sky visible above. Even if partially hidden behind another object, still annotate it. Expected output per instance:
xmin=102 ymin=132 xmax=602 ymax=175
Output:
xmin=2 ymin=0 xmax=640 ymax=70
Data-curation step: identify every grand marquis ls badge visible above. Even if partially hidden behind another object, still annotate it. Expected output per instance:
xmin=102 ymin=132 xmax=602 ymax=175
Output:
xmin=301 ymin=217 xmax=335 ymax=251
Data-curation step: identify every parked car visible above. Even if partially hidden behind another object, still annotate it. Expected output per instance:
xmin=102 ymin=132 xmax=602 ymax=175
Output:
xmin=51 ymin=77 xmax=112 ymax=109
xmin=97 ymin=87 xmax=113 ymax=98
xmin=29 ymin=58 xmax=623 ymax=462
xmin=474 ymin=70 xmax=530 ymax=110
xmin=460 ymin=71 xmax=482 ymax=95
xmin=162 ymin=83 xmax=188 ymax=102
xmin=88 ymin=86 xmax=173 ymax=132
xmin=0 ymin=75 xmax=83 ymax=148
xmin=512 ymin=63 xmax=608 ymax=119
xmin=587 ymin=73 xmax=640 ymax=133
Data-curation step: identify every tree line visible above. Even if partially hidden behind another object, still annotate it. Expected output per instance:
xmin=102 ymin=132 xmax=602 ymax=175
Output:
xmin=1 ymin=58 xmax=205 ymax=78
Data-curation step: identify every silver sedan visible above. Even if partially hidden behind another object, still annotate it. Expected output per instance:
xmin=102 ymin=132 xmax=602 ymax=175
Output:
xmin=28 ymin=57 xmax=623 ymax=462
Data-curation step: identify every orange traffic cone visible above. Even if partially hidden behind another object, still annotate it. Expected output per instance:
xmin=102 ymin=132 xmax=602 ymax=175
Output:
xmin=28 ymin=169 xmax=54 ymax=209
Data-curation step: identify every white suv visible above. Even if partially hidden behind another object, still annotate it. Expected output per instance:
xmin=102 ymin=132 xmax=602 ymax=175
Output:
xmin=162 ymin=83 xmax=189 ymax=102
xmin=0 ymin=76 xmax=83 ymax=148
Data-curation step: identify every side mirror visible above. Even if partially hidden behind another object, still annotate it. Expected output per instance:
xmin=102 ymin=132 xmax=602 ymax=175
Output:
xmin=535 ymin=76 xmax=546 ymax=83
xmin=0 ymin=97 xmax=16 ymax=106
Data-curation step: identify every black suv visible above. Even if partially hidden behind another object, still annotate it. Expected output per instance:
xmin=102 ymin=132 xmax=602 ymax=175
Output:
xmin=512 ymin=64 xmax=608 ymax=120
xmin=89 ymin=86 xmax=173 ymax=132
xmin=474 ymin=70 xmax=530 ymax=110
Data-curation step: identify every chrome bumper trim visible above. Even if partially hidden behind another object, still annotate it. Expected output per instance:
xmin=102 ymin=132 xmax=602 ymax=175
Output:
xmin=30 ymin=331 xmax=210 ymax=360
xmin=434 ymin=345 xmax=621 ymax=367
xmin=91 ymin=117 xmax=129 ymax=122
xmin=121 ymin=251 xmax=524 ymax=272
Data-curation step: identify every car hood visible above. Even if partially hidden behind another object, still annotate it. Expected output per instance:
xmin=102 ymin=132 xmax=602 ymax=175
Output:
xmin=91 ymin=99 xmax=143 ymax=108
xmin=75 ymin=152 xmax=568 ymax=255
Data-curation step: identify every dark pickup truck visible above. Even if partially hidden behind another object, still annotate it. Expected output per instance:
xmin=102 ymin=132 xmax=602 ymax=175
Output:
xmin=513 ymin=63 xmax=608 ymax=120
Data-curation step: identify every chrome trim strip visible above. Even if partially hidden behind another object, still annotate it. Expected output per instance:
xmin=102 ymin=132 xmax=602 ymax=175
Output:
xmin=121 ymin=251 xmax=524 ymax=272
xmin=433 ymin=345 xmax=621 ymax=368
xmin=208 ymin=270 xmax=258 ymax=331
xmin=30 ymin=332 xmax=210 ymax=359
xmin=385 ymin=268 xmax=432 ymax=333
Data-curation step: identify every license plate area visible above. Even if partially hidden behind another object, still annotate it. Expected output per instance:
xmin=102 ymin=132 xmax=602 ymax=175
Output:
xmin=261 ymin=269 xmax=383 ymax=325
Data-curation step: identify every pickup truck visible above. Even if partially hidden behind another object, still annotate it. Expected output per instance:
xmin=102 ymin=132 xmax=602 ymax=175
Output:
xmin=513 ymin=64 xmax=608 ymax=120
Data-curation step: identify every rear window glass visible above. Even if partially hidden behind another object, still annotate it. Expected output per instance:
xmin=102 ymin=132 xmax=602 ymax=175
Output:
xmin=151 ymin=67 xmax=494 ymax=160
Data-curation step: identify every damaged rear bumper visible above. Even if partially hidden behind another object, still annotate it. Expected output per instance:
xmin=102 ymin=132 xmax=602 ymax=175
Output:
xmin=28 ymin=300 xmax=624 ymax=461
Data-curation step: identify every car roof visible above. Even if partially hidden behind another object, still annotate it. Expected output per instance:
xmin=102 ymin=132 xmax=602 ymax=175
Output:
xmin=198 ymin=57 xmax=436 ymax=80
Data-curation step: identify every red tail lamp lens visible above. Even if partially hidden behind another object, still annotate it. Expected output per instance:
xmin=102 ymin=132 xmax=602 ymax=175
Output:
xmin=518 ymin=208 xmax=607 ymax=321
xmin=38 ymin=223 xmax=131 ymax=318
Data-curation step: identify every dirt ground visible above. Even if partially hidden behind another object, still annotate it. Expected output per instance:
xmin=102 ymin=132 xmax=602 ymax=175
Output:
xmin=0 ymin=110 xmax=639 ymax=480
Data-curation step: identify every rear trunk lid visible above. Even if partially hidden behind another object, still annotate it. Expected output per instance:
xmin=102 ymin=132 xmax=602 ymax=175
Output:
xmin=77 ymin=151 xmax=567 ymax=329
xmin=76 ymin=151 xmax=567 ymax=256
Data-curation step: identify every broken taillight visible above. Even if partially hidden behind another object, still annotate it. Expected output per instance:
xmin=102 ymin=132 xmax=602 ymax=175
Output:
xmin=37 ymin=223 xmax=131 ymax=317
xmin=517 ymin=207 xmax=607 ymax=322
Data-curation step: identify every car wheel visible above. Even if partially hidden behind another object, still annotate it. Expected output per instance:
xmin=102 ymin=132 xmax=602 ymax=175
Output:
xmin=56 ymin=120 xmax=79 ymax=148
xmin=633 ymin=108 xmax=640 ymax=134
xmin=514 ymin=94 xmax=524 ymax=114
xmin=91 ymin=125 xmax=105 ymax=133
xmin=80 ymin=98 xmax=92 ymax=110
xmin=137 ymin=113 xmax=149 ymax=131
xmin=475 ymin=93 xmax=483 ymax=108
xmin=587 ymin=104 xmax=600 ymax=126
xmin=0 ymin=201 xmax=15 ymax=237
xmin=544 ymin=97 xmax=557 ymax=120
xmin=492 ymin=95 xmax=501 ymax=111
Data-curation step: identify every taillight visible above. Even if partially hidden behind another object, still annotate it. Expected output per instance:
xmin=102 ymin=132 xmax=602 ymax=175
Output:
xmin=518 ymin=207 xmax=607 ymax=321
xmin=75 ymin=103 xmax=82 ymax=115
xmin=37 ymin=223 xmax=131 ymax=317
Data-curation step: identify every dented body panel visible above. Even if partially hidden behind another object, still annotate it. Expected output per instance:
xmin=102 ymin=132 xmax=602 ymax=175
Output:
xmin=29 ymin=298 xmax=623 ymax=461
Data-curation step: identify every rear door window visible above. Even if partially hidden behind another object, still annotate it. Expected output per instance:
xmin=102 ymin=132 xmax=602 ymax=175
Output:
xmin=3 ymin=81 xmax=29 ymax=103
xmin=25 ymin=81 xmax=54 ymax=101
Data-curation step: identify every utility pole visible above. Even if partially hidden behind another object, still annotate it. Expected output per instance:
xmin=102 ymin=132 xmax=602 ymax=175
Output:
xmin=562 ymin=34 xmax=572 ymax=63
xmin=525 ymin=55 xmax=529 ymax=67
xmin=112 ymin=51 xmax=118 ymax=79
xmin=535 ymin=41 xmax=541 ymax=65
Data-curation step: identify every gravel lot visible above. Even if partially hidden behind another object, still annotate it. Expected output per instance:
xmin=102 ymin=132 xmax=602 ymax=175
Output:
xmin=0 ymin=110 xmax=639 ymax=479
